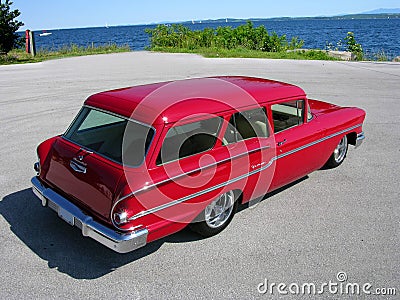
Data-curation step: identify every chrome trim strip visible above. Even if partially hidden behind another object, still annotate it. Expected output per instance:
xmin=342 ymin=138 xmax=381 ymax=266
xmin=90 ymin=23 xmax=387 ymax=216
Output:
xmin=276 ymin=124 xmax=362 ymax=159
xmin=112 ymin=143 xmax=271 ymax=231
xmin=128 ymin=155 xmax=276 ymax=222
xmin=118 ymin=144 xmax=271 ymax=202
xmin=122 ymin=124 xmax=363 ymax=222
xmin=31 ymin=177 xmax=148 ymax=253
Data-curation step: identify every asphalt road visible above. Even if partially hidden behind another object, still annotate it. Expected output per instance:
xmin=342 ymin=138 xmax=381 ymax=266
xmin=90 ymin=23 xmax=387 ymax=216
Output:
xmin=1 ymin=52 xmax=399 ymax=299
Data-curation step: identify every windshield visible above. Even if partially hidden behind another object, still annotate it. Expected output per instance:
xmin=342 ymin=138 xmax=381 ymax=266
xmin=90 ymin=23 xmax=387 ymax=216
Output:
xmin=64 ymin=107 xmax=154 ymax=167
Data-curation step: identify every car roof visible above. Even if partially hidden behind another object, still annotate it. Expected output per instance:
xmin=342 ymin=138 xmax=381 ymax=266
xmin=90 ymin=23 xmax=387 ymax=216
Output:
xmin=84 ymin=76 xmax=306 ymax=125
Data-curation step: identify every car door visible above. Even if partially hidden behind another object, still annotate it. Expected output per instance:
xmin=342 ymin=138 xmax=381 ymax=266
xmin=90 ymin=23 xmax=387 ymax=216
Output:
xmin=268 ymin=99 xmax=326 ymax=191
xmin=221 ymin=106 xmax=276 ymax=201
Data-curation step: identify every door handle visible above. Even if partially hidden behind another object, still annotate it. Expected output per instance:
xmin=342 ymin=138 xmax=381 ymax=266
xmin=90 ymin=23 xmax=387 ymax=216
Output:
xmin=70 ymin=160 xmax=87 ymax=174
xmin=277 ymin=139 xmax=287 ymax=146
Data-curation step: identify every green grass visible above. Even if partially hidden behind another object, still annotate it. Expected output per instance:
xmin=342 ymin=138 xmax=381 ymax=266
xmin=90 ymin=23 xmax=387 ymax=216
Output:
xmin=150 ymin=46 xmax=339 ymax=60
xmin=0 ymin=43 xmax=342 ymax=65
xmin=0 ymin=43 xmax=131 ymax=65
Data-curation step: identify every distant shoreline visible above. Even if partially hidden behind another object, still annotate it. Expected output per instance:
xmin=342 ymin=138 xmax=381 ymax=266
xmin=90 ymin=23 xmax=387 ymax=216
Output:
xmin=184 ymin=13 xmax=400 ymax=25
xmin=19 ymin=13 xmax=400 ymax=32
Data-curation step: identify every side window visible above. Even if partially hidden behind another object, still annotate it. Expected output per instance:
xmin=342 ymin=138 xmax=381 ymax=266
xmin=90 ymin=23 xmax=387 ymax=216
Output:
xmin=223 ymin=107 xmax=269 ymax=145
xmin=271 ymin=100 xmax=304 ymax=133
xmin=157 ymin=117 xmax=222 ymax=165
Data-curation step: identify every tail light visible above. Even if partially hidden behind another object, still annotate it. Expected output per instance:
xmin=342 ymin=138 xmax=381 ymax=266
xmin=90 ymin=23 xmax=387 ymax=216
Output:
xmin=111 ymin=197 xmax=142 ymax=231
xmin=113 ymin=211 xmax=128 ymax=225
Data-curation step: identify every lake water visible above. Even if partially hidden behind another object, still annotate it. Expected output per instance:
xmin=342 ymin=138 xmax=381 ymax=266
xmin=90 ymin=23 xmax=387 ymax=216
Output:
xmin=30 ymin=18 xmax=400 ymax=59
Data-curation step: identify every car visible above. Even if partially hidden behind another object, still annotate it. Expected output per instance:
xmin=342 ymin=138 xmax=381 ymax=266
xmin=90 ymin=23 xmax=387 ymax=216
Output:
xmin=31 ymin=76 xmax=366 ymax=253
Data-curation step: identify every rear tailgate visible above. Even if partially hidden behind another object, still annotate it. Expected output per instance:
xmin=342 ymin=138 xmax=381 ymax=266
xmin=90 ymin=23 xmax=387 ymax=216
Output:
xmin=41 ymin=137 xmax=123 ymax=222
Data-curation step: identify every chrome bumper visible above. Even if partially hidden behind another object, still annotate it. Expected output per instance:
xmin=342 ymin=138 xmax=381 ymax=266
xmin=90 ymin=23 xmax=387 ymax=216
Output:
xmin=355 ymin=131 xmax=365 ymax=148
xmin=31 ymin=176 xmax=148 ymax=253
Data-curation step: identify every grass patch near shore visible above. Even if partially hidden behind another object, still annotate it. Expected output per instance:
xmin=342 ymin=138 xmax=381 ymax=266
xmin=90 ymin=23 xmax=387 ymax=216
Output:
xmin=150 ymin=46 xmax=339 ymax=60
xmin=0 ymin=43 xmax=131 ymax=65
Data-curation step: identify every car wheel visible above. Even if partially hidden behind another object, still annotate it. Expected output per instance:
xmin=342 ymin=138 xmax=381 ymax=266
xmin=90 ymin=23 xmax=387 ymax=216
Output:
xmin=323 ymin=135 xmax=348 ymax=169
xmin=189 ymin=190 xmax=238 ymax=237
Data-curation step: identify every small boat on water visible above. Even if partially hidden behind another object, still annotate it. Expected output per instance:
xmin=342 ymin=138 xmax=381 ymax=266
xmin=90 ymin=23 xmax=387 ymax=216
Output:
xmin=39 ymin=30 xmax=52 ymax=37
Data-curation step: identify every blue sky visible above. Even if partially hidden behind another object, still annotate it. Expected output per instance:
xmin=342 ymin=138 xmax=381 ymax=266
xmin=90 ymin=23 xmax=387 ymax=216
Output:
xmin=12 ymin=0 xmax=400 ymax=30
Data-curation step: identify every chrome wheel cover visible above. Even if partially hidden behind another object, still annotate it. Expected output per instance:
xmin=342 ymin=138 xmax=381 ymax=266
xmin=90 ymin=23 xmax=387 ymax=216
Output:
xmin=334 ymin=136 xmax=348 ymax=163
xmin=205 ymin=191 xmax=235 ymax=228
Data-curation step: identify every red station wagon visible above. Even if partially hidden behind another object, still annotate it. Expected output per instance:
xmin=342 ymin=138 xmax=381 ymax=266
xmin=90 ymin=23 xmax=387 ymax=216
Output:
xmin=32 ymin=76 xmax=365 ymax=253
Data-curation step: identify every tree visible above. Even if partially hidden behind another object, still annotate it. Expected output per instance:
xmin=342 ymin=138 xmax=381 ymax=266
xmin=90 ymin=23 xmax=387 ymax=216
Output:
xmin=0 ymin=0 xmax=24 ymax=54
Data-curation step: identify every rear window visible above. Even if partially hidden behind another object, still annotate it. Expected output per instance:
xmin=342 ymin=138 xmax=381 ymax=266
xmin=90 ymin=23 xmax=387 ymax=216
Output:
xmin=64 ymin=107 xmax=154 ymax=167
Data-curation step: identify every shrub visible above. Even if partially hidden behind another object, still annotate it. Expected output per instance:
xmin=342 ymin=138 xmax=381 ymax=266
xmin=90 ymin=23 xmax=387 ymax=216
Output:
xmin=345 ymin=32 xmax=363 ymax=61
xmin=146 ymin=21 xmax=304 ymax=53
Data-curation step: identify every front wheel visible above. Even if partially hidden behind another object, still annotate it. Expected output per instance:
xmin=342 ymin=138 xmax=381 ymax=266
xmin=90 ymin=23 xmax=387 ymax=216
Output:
xmin=323 ymin=135 xmax=348 ymax=169
xmin=189 ymin=190 xmax=238 ymax=237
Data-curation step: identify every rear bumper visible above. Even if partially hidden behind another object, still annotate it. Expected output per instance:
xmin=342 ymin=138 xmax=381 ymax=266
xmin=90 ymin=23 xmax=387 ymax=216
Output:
xmin=355 ymin=131 xmax=365 ymax=148
xmin=31 ymin=176 xmax=148 ymax=253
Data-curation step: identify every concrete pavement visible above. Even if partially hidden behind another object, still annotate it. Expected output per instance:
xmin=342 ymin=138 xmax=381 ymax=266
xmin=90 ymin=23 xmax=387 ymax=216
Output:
xmin=0 ymin=52 xmax=399 ymax=299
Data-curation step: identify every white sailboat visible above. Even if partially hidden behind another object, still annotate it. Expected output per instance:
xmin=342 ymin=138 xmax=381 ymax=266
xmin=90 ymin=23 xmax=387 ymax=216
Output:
xmin=39 ymin=30 xmax=52 ymax=37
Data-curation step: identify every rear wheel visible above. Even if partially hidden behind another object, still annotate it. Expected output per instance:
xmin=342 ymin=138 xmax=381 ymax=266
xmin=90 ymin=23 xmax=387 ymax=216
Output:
xmin=323 ymin=135 xmax=348 ymax=169
xmin=189 ymin=190 xmax=238 ymax=237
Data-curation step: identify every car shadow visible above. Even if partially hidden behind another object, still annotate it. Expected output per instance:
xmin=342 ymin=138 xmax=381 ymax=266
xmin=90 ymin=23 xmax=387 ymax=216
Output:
xmin=237 ymin=176 xmax=309 ymax=213
xmin=0 ymin=188 xmax=202 ymax=279
xmin=1 ymin=177 xmax=308 ymax=279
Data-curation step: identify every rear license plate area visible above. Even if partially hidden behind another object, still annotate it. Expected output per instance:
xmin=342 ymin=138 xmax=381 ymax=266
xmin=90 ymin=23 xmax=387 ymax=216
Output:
xmin=58 ymin=207 xmax=75 ymax=226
